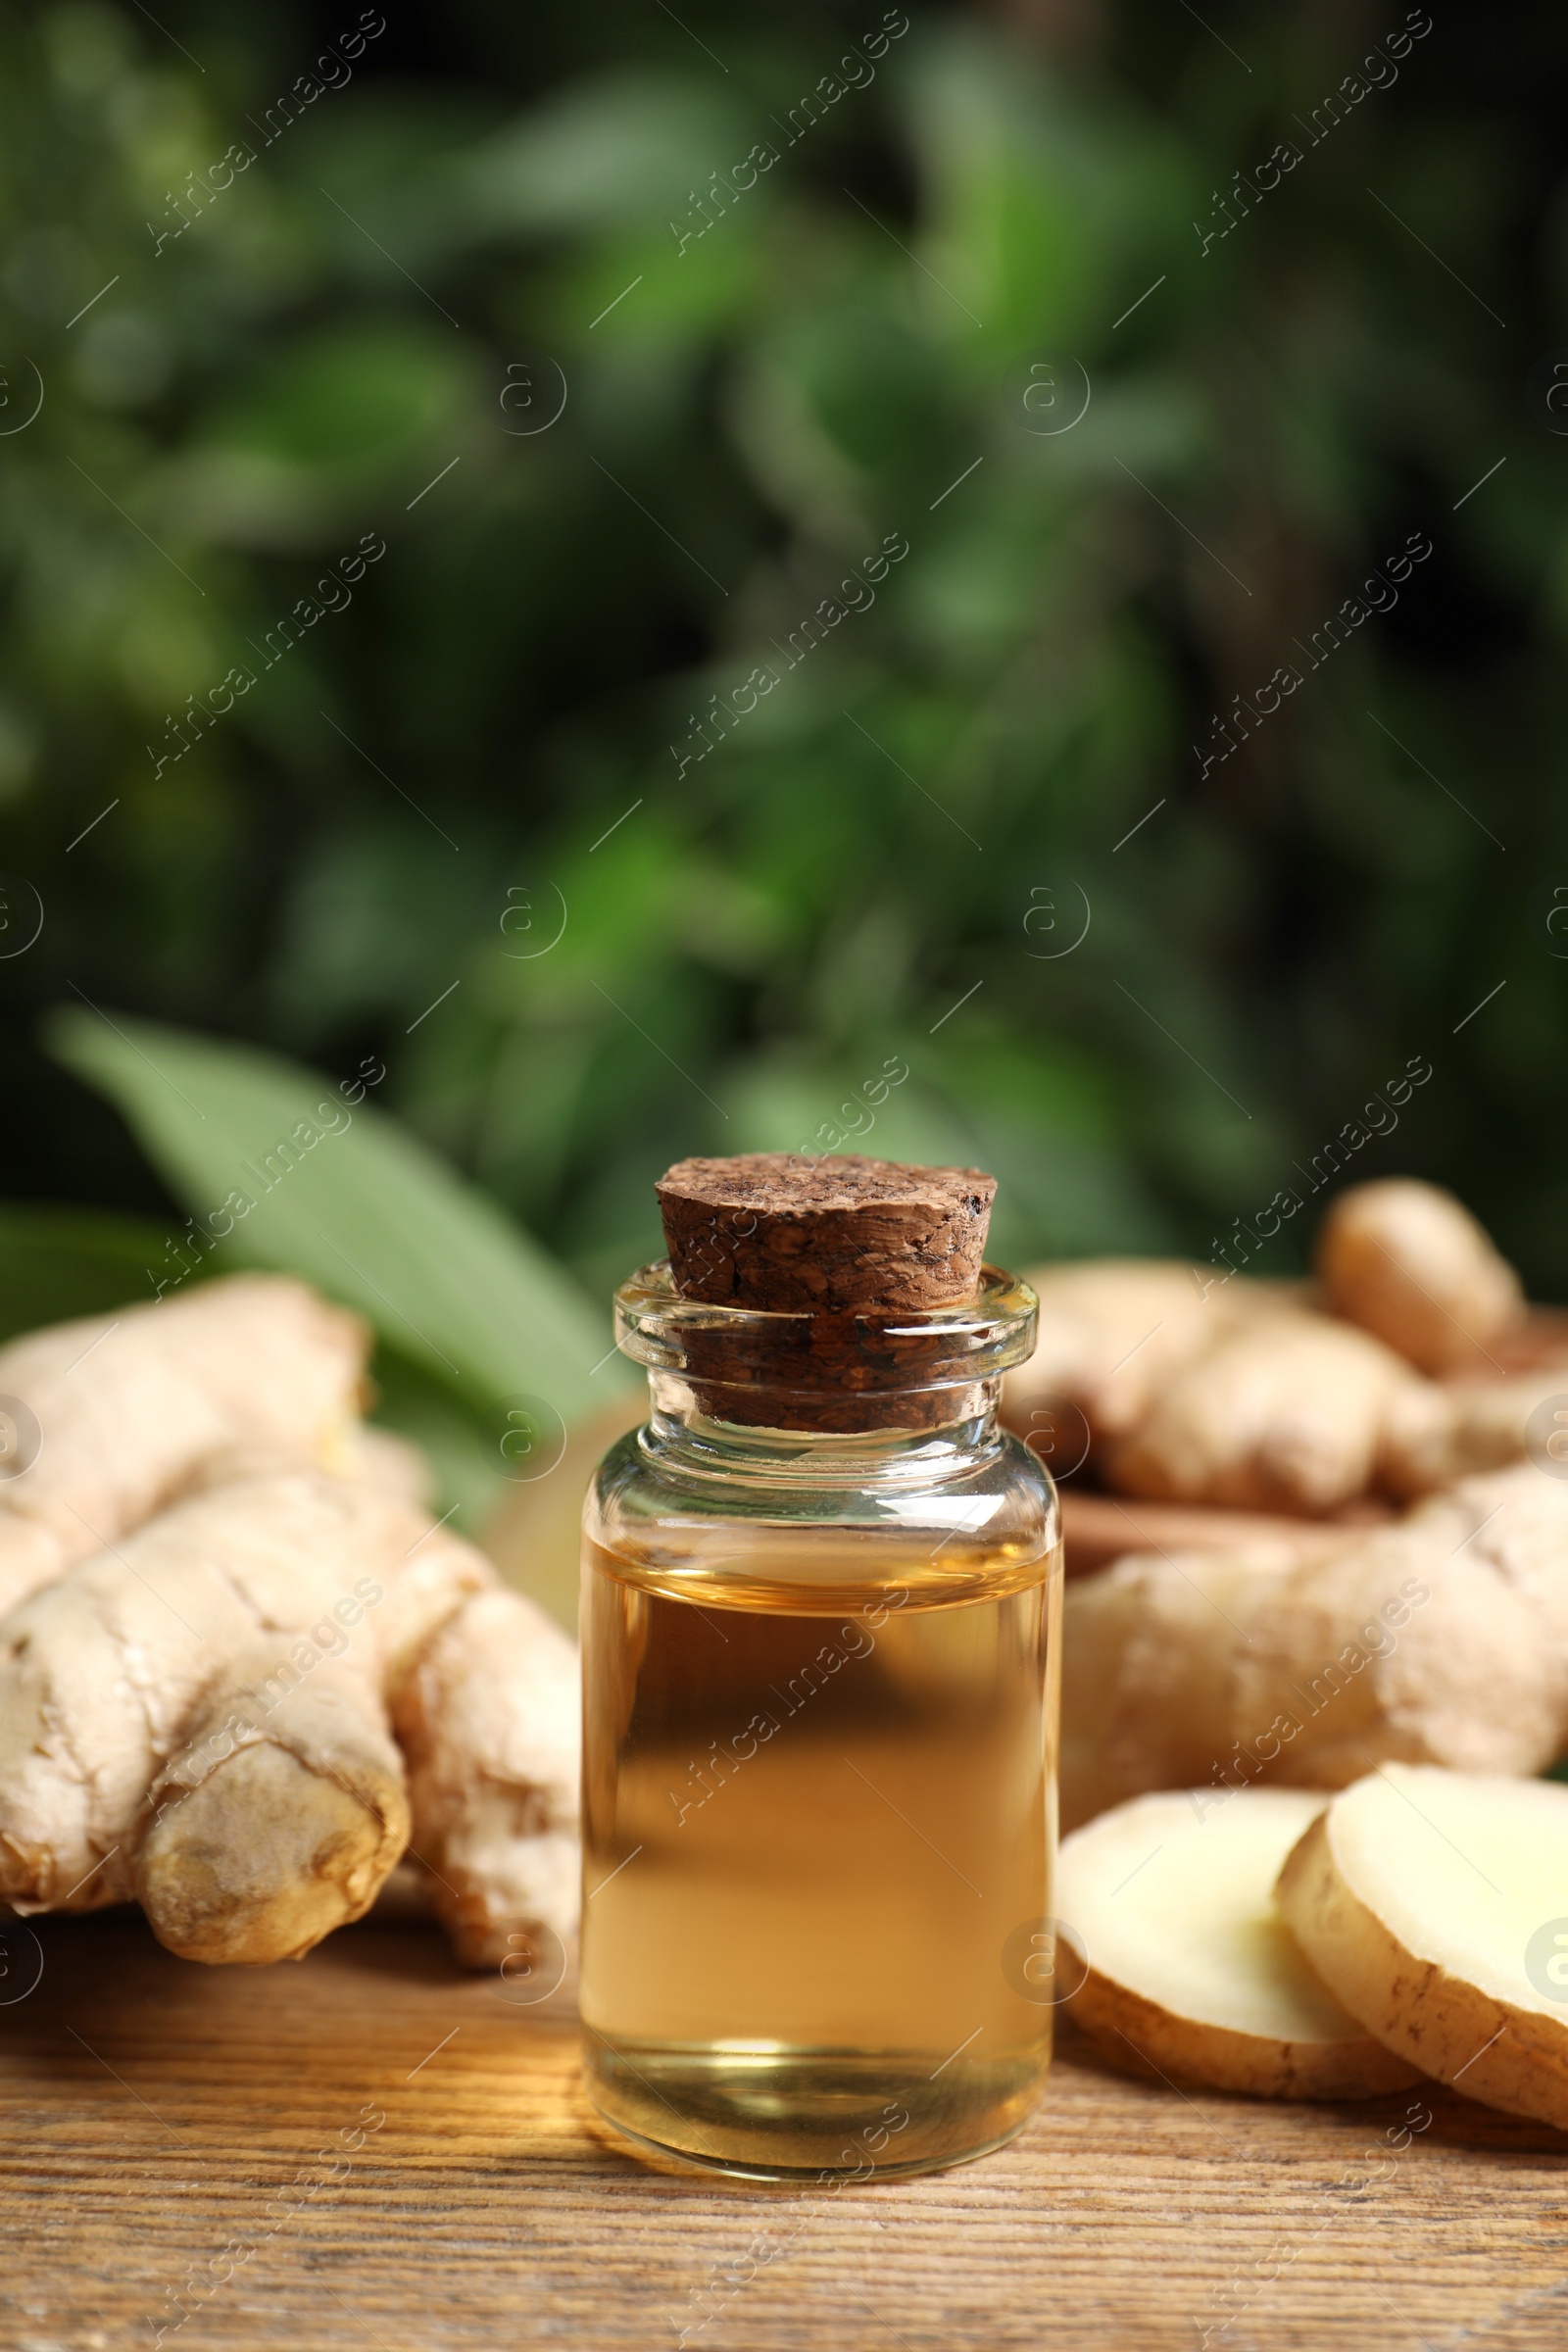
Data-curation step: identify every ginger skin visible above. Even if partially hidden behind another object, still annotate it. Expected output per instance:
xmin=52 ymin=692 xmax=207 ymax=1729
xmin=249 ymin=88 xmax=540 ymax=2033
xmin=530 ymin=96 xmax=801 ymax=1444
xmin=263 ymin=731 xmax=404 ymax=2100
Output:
xmin=0 ymin=1267 xmax=583 ymax=1974
xmin=1316 ymin=1177 xmax=1524 ymax=1375
xmin=1061 ymin=1462 xmax=1568 ymax=1831
xmin=0 ymin=1466 xmax=480 ymax=1930
xmin=393 ymin=1589 xmax=580 ymax=1971
xmin=0 ymin=1457 xmax=580 ymax=1971
xmin=1007 ymin=1182 xmax=1543 ymax=1514
xmin=1102 ymin=1312 xmax=1422 ymax=1514
xmin=0 ymin=1275 xmax=368 ymax=1619
xmin=1007 ymin=1264 xmax=1430 ymax=1516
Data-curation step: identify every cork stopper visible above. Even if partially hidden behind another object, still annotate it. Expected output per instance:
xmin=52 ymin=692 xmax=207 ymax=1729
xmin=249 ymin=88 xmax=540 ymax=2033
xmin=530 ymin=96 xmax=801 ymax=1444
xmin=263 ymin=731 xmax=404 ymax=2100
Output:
xmin=651 ymin=1152 xmax=1000 ymax=1431
xmin=657 ymin=1152 xmax=996 ymax=1312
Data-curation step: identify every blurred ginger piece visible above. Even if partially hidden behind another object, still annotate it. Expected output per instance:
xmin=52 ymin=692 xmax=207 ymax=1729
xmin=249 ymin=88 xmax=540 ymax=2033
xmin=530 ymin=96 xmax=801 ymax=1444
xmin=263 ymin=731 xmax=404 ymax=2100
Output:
xmin=1060 ymin=1537 xmax=1309 ymax=1829
xmin=0 ymin=1274 xmax=368 ymax=1620
xmin=1316 ymin=1177 xmax=1524 ymax=1374
xmin=1062 ymin=1461 xmax=1568 ymax=1831
xmin=1102 ymin=1313 xmax=1425 ymax=1514
xmin=1381 ymin=1363 xmax=1568 ymax=1496
xmin=1008 ymin=1179 xmax=1550 ymax=1514
xmin=1002 ymin=1257 xmax=1277 ymax=1454
xmin=1005 ymin=1256 xmax=1428 ymax=1515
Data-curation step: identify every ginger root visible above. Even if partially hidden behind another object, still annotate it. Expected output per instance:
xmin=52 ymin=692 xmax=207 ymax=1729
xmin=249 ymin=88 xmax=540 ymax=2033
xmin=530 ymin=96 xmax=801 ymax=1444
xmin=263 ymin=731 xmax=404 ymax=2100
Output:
xmin=1062 ymin=1461 xmax=1568 ymax=1830
xmin=137 ymin=1668 xmax=411 ymax=1967
xmin=1004 ymin=1251 xmax=1432 ymax=1515
xmin=0 ymin=1465 xmax=477 ymax=1926
xmin=0 ymin=1275 xmax=368 ymax=1619
xmin=1004 ymin=1259 xmax=1268 ymax=1450
xmin=0 ymin=1454 xmax=580 ymax=1972
xmin=1006 ymin=1181 xmax=1547 ymax=1515
xmin=1316 ymin=1177 xmax=1524 ymax=1375
xmin=1380 ymin=1361 xmax=1568 ymax=1497
xmin=1101 ymin=1311 xmax=1423 ymax=1514
xmin=393 ymin=1588 xmax=580 ymax=1969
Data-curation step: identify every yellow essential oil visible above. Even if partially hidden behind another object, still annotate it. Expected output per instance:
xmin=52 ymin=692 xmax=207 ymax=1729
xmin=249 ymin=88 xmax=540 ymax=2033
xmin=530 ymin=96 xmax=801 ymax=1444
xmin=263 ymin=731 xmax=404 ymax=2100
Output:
xmin=580 ymin=1525 xmax=1061 ymax=2179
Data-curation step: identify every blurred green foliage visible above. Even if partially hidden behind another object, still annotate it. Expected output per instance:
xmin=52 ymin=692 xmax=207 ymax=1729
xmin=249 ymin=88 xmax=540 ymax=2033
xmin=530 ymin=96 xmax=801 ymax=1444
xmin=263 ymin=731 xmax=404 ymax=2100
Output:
xmin=2 ymin=0 xmax=1567 ymax=1319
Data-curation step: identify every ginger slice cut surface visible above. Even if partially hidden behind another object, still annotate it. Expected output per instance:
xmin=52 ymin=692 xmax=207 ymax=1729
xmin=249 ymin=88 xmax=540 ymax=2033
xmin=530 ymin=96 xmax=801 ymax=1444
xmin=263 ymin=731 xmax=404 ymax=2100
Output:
xmin=1276 ymin=1763 xmax=1568 ymax=2128
xmin=1058 ymin=1787 xmax=1420 ymax=2098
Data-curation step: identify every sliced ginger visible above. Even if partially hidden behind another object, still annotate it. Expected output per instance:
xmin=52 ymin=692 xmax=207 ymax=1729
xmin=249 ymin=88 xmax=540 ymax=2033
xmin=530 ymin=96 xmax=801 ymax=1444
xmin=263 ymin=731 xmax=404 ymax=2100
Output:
xmin=1057 ymin=1787 xmax=1420 ymax=2098
xmin=1277 ymin=1765 xmax=1568 ymax=2130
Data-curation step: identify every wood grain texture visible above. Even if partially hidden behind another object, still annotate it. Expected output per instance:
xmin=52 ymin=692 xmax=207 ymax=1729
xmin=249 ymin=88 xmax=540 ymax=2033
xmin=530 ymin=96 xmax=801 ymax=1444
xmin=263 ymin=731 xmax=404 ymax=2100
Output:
xmin=2 ymin=1908 xmax=1564 ymax=2351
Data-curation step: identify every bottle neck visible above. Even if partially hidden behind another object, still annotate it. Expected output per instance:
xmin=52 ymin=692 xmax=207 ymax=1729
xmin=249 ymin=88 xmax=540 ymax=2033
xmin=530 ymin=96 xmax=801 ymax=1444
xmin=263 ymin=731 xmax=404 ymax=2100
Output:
xmin=640 ymin=1369 xmax=1005 ymax=1492
xmin=612 ymin=1259 xmax=1039 ymax=1445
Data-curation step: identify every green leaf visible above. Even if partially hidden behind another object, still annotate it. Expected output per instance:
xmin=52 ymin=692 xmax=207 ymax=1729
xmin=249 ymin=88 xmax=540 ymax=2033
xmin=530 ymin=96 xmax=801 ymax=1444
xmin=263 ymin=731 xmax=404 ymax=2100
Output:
xmin=46 ymin=1007 xmax=636 ymax=1428
xmin=0 ymin=1202 xmax=181 ymax=1346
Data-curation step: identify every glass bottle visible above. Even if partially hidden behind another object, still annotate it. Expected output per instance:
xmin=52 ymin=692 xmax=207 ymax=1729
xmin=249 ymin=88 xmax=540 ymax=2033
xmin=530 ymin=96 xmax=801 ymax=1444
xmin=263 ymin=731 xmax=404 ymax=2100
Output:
xmin=579 ymin=1259 xmax=1061 ymax=2181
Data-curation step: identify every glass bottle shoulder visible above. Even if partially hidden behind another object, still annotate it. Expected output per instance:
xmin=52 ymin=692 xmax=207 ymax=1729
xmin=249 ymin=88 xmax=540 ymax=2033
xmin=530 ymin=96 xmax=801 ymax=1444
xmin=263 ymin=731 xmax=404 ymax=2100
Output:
xmin=584 ymin=1419 xmax=1059 ymax=1615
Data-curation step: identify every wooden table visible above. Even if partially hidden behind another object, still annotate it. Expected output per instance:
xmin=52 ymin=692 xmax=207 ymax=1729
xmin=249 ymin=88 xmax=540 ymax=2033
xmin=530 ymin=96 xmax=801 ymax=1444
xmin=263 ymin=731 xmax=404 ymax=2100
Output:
xmin=3 ymin=1909 xmax=1562 ymax=2351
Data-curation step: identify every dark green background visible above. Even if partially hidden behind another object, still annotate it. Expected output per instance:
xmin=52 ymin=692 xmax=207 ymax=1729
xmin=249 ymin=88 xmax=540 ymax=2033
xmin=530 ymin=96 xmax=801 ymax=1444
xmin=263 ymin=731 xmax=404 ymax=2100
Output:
xmin=2 ymin=0 xmax=1564 ymax=1314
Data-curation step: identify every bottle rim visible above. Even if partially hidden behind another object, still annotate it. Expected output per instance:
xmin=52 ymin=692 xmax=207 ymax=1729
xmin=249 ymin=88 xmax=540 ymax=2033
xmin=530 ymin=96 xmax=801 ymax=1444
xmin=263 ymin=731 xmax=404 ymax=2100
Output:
xmin=612 ymin=1259 xmax=1038 ymax=1392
